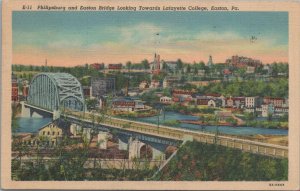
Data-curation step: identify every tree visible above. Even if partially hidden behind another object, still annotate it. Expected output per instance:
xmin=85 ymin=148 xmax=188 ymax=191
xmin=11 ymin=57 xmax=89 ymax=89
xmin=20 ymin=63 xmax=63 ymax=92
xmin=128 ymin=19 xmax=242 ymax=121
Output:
xmin=176 ymin=59 xmax=183 ymax=70
xmin=126 ymin=61 xmax=132 ymax=71
xmin=141 ymin=59 xmax=150 ymax=70
xmin=86 ymin=98 xmax=98 ymax=111
xmin=186 ymin=64 xmax=191 ymax=73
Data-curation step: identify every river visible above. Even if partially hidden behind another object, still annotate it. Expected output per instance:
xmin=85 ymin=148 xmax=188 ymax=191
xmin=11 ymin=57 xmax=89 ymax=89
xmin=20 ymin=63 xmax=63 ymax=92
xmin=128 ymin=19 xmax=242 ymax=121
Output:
xmin=16 ymin=117 xmax=52 ymax=133
xmin=136 ymin=111 xmax=288 ymax=135
xmin=16 ymin=111 xmax=288 ymax=135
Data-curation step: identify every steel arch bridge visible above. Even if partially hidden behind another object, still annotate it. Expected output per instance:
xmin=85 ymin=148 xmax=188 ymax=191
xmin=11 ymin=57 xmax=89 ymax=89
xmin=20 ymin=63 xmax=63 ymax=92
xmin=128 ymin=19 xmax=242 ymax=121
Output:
xmin=27 ymin=73 xmax=85 ymax=111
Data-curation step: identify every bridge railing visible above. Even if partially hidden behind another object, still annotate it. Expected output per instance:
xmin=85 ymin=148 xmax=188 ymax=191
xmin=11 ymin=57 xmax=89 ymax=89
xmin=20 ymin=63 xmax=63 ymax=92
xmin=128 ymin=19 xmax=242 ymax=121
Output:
xmin=64 ymin=113 xmax=288 ymax=158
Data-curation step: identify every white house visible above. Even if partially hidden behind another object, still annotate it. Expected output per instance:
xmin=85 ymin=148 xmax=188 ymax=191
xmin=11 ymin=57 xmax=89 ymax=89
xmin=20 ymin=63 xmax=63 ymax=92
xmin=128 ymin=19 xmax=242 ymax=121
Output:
xmin=261 ymin=104 xmax=275 ymax=117
xmin=160 ymin=96 xmax=172 ymax=104
xmin=245 ymin=97 xmax=258 ymax=108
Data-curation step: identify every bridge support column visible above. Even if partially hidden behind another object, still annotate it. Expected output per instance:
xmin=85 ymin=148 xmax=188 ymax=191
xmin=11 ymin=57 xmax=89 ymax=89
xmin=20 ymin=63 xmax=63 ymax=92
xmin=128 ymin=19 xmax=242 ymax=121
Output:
xmin=70 ymin=124 xmax=81 ymax=136
xmin=21 ymin=102 xmax=31 ymax=117
xmin=53 ymin=110 xmax=61 ymax=120
xmin=98 ymin=132 xmax=108 ymax=149
xmin=152 ymin=147 xmax=166 ymax=160
xmin=129 ymin=139 xmax=145 ymax=160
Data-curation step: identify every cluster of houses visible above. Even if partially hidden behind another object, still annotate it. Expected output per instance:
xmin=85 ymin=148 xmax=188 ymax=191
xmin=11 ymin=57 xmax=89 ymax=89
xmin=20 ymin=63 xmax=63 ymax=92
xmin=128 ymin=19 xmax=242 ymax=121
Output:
xmin=111 ymin=97 xmax=146 ymax=112
xmin=17 ymin=120 xmax=110 ymax=150
xmin=159 ymin=90 xmax=288 ymax=117
xmin=19 ymin=120 xmax=70 ymax=147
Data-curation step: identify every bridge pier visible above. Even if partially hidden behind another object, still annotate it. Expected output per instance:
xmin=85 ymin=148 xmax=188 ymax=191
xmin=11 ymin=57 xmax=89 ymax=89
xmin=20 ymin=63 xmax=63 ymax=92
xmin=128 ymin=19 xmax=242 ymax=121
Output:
xmin=70 ymin=124 xmax=82 ymax=136
xmin=98 ymin=132 xmax=109 ymax=149
xmin=53 ymin=110 xmax=61 ymax=120
xmin=21 ymin=102 xmax=31 ymax=117
xmin=128 ymin=139 xmax=145 ymax=160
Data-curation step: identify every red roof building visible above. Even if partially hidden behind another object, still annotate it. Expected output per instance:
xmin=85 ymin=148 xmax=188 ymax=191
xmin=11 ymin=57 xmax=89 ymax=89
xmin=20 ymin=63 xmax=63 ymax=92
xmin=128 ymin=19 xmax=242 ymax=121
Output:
xmin=108 ymin=64 xmax=122 ymax=70
xmin=12 ymin=75 xmax=18 ymax=101
xmin=263 ymin=97 xmax=285 ymax=107
xmin=90 ymin=63 xmax=104 ymax=70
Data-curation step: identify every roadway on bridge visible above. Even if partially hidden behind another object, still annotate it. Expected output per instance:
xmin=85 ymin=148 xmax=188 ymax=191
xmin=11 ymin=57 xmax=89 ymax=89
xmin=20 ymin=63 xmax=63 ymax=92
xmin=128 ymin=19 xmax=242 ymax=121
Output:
xmin=63 ymin=110 xmax=288 ymax=158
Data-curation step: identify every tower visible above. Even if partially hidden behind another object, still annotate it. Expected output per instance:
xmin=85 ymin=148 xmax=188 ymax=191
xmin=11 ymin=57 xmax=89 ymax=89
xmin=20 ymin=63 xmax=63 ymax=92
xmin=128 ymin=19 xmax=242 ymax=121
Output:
xmin=207 ymin=55 xmax=213 ymax=68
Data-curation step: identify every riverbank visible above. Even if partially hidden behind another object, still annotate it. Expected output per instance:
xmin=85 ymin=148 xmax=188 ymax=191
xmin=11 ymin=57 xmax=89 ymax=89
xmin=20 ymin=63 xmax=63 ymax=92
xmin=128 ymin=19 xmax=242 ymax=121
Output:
xmin=234 ymin=134 xmax=288 ymax=146
xmin=179 ymin=120 xmax=232 ymax=126
xmin=179 ymin=119 xmax=288 ymax=130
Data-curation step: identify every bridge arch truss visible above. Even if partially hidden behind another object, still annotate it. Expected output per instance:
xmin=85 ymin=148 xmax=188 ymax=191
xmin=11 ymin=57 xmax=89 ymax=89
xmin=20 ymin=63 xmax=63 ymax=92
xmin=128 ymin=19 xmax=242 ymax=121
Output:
xmin=28 ymin=73 xmax=85 ymax=111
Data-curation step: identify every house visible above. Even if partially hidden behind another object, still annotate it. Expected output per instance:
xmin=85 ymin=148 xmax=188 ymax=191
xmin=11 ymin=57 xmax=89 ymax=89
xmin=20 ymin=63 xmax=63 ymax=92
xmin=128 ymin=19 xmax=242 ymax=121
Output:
xmin=112 ymin=97 xmax=145 ymax=111
xmin=197 ymin=97 xmax=210 ymax=106
xmin=274 ymin=107 xmax=288 ymax=116
xmin=246 ymin=66 xmax=255 ymax=74
xmin=139 ymin=81 xmax=149 ymax=90
xmin=263 ymin=97 xmax=285 ymax=107
xmin=223 ymin=69 xmax=232 ymax=75
xmin=197 ymin=96 xmax=222 ymax=108
xmin=90 ymin=63 xmax=104 ymax=70
xmin=172 ymin=89 xmax=195 ymax=97
xmin=172 ymin=95 xmax=183 ymax=103
xmin=260 ymin=104 xmax=275 ymax=117
xmin=233 ymin=97 xmax=245 ymax=108
xmin=20 ymin=120 xmax=70 ymax=147
xmin=245 ymin=97 xmax=259 ymax=108
xmin=226 ymin=97 xmax=245 ymax=108
xmin=160 ymin=96 xmax=172 ymax=104
xmin=108 ymin=63 xmax=122 ymax=70
xmin=163 ymin=77 xmax=180 ymax=88
xmin=163 ymin=61 xmax=178 ymax=73
xmin=150 ymin=80 xmax=160 ymax=88
xmin=208 ymin=99 xmax=222 ymax=108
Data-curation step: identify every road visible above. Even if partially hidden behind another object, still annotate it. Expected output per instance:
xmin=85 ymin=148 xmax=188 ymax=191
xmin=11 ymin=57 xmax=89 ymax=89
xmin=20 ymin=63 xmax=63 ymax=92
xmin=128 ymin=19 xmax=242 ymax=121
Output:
xmin=64 ymin=111 xmax=288 ymax=158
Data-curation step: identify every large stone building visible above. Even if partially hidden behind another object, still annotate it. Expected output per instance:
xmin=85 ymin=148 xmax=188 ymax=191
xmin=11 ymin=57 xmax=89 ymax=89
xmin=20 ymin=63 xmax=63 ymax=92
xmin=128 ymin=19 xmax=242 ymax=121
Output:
xmin=108 ymin=63 xmax=122 ymax=70
xmin=263 ymin=97 xmax=285 ymax=107
xmin=21 ymin=120 xmax=70 ymax=147
xmin=91 ymin=77 xmax=116 ymax=98
xmin=245 ymin=97 xmax=259 ymax=108
xmin=90 ymin=63 xmax=104 ymax=70
xmin=112 ymin=97 xmax=145 ymax=112
xmin=226 ymin=55 xmax=262 ymax=69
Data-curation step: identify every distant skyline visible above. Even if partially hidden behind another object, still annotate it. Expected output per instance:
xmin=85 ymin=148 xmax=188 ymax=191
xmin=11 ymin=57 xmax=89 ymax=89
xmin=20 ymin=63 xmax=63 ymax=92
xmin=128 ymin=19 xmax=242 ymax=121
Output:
xmin=13 ymin=11 xmax=288 ymax=66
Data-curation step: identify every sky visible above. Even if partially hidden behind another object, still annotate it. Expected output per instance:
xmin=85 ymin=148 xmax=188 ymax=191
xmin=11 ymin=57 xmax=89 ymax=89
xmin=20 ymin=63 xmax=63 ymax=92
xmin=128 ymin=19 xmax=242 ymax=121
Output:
xmin=13 ymin=11 xmax=288 ymax=66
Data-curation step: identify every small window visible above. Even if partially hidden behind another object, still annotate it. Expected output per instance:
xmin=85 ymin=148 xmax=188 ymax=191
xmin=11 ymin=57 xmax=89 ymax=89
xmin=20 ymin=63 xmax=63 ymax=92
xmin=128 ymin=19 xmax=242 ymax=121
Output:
xmin=57 ymin=132 xmax=60 ymax=136
xmin=43 ymin=131 xmax=45 ymax=135
xmin=47 ymin=132 xmax=50 ymax=135
xmin=52 ymin=132 xmax=55 ymax=135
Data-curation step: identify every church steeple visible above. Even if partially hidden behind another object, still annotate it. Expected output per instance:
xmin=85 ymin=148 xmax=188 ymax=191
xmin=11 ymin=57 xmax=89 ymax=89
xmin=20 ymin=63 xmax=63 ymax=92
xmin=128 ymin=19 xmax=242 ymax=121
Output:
xmin=207 ymin=55 xmax=213 ymax=68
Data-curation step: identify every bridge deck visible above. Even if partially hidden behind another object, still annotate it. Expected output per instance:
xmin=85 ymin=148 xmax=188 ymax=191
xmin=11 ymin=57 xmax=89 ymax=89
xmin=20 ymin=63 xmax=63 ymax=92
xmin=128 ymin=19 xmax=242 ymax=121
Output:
xmin=64 ymin=112 xmax=288 ymax=158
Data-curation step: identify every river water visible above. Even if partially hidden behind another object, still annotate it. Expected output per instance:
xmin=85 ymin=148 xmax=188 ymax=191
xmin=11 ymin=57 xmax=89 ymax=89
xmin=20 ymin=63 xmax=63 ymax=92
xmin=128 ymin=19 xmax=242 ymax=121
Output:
xmin=136 ymin=111 xmax=288 ymax=135
xmin=16 ymin=111 xmax=288 ymax=135
xmin=16 ymin=117 xmax=52 ymax=133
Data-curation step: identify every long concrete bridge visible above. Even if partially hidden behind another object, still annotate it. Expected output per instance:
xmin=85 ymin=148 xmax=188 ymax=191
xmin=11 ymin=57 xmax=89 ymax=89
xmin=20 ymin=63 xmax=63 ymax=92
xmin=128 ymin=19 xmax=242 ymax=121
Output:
xmin=22 ymin=101 xmax=288 ymax=158
xmin=21 ymin=72 xmax=288 ymax=159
